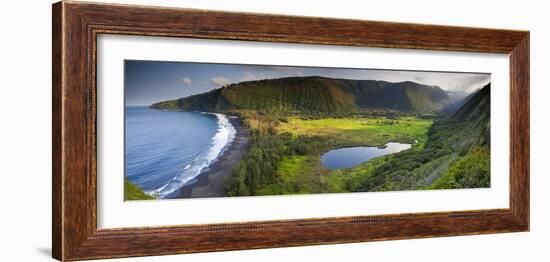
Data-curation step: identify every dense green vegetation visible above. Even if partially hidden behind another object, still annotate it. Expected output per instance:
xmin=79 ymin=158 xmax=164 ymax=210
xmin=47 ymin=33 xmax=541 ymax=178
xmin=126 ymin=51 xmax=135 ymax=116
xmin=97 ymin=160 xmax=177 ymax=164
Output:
xmin=124 ymin=178 xmax=154 ymax=201
xmin=151 ymin=77 xmax=467 ymax=114
xmin=149 ymin=100 xmax=178 ymax=110
xmin=426 ymin=148 xmax=490 ymax=189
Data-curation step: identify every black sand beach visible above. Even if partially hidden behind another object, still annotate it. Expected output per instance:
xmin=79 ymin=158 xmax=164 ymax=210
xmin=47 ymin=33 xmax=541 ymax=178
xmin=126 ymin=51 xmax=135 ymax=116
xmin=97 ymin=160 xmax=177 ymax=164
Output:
xmin=176 ymin=116 xmax=249 ymax=198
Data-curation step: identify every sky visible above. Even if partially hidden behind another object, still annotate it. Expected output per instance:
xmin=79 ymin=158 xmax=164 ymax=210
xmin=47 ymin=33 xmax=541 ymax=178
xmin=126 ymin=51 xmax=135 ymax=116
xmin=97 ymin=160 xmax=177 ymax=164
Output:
xmin=125 ymin=60 xmax=491 ymax=106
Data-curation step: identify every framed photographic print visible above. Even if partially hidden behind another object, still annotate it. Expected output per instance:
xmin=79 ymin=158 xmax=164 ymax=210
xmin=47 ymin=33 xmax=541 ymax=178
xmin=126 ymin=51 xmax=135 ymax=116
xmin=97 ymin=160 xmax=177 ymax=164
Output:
xmin=52 ymin=1 xmax=529 ymax=261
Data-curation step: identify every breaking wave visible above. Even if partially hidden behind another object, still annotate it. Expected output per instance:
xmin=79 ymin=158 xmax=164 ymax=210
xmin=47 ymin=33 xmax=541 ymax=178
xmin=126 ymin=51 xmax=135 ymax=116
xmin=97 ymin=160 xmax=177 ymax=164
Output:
xmin=146 ymin=113 xmax=236 ymax=198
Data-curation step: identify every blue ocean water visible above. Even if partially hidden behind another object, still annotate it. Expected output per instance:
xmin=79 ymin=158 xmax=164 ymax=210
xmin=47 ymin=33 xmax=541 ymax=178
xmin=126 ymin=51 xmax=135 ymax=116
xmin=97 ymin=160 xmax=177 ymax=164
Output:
xmin=321 ymin=142 xmax=412 ymax=170
xmin=124 ymin=106 xmax=236 ymax=199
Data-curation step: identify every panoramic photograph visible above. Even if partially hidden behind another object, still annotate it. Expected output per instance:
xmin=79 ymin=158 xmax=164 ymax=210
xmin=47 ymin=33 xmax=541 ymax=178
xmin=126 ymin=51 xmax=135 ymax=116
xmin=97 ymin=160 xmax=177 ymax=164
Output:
xmin=124 ymin=60 xmax=491 ymax=201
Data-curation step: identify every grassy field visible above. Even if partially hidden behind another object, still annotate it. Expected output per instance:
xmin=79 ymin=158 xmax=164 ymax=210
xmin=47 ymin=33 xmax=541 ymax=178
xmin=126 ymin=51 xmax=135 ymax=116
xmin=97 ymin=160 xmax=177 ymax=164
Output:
xmin=277 ymin=117 xmax=432 ymax=148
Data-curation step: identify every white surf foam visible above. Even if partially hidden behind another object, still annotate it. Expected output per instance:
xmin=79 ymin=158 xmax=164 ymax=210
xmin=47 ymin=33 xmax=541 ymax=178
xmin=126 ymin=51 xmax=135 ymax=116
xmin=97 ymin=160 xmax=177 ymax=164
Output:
xmin=146 ymin=113 xmax=237 ymax=199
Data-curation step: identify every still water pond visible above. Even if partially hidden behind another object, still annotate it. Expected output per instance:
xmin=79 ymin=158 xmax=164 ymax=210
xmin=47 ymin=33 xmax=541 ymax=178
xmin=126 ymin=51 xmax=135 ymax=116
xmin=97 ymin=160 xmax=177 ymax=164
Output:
xmin=321 ymin=142 xmax=412 ymax=170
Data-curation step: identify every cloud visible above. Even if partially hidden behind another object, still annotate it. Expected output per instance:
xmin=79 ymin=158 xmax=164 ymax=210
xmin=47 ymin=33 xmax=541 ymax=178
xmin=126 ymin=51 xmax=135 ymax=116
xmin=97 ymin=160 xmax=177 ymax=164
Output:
xmin=181 ymin=77 xmax=192 ymax=86
xmin=211 ymin=76 xmax=231 ymax=87
xmin=349 ymin=70 xmax=490 ymax=93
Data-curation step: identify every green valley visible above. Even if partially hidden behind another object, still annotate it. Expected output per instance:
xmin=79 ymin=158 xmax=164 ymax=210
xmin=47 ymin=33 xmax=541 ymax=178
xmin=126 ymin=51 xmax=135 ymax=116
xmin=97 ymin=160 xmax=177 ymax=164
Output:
xmin=148 ymin=76 xmax=490 ymax=197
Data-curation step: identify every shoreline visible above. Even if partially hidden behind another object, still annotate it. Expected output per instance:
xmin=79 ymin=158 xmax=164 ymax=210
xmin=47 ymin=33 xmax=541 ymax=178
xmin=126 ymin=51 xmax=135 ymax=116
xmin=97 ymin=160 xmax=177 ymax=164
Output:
xmin=175 ymin=116 xmax=250 ymax=198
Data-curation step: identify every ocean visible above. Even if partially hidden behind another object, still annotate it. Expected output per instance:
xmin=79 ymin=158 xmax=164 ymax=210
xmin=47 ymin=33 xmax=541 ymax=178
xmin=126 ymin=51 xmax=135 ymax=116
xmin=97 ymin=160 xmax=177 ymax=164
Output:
xmin=124 ymin=106 xmax=236 ymax=199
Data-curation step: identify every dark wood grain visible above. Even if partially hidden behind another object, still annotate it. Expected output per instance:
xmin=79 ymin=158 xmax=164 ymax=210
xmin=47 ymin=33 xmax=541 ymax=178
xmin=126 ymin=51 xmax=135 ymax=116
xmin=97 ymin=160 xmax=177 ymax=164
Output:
xmin=509 ymin=34 xmax=530 ymax=226
xmin=52 ymin=3 xmax=63 ymax=260
xmin=52 ymin=1 xmax=530 ymax=261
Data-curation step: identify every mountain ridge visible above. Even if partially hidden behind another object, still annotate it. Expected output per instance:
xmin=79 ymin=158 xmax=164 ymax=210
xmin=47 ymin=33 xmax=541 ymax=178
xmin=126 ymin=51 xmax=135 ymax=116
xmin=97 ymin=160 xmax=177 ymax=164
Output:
xmin=150 ymin=76 xmax=470 ymax=114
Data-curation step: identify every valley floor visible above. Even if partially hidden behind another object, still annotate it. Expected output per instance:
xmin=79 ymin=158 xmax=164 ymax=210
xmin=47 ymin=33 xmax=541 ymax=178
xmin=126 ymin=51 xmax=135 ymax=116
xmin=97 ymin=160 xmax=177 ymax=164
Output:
xmin=224 ymin=112 xmax=442 ymax=196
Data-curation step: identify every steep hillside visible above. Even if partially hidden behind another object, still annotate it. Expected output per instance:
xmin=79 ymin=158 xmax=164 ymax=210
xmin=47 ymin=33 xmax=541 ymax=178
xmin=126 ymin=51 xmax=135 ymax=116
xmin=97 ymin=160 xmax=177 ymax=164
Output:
xmin=451 ymin=84 xmax=490 ymax=123
xmin=150 ymin=77 xmax=458 ymax=114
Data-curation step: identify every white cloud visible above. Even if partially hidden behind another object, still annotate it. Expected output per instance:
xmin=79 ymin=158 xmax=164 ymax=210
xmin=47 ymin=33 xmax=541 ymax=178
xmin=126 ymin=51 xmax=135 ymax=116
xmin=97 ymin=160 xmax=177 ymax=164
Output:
xmin=211 ymin=76 xmax=231 ymax=87
xmin=181 ymin=77 xmax=192 ymax=86
xmin=347 ymin=70 xmax=490 ymax=93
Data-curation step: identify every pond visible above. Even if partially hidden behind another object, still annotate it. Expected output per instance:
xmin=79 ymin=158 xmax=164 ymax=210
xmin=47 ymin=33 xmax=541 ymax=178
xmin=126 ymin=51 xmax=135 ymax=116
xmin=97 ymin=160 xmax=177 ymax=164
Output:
xmin=321 ymin=142 xmax=412 ymax=170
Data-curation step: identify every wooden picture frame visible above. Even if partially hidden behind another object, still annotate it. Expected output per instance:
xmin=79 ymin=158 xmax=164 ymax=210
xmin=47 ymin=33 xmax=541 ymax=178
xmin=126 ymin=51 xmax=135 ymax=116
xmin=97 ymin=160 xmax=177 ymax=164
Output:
xmin=52 ymin=1 xmax=529 ymax=261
